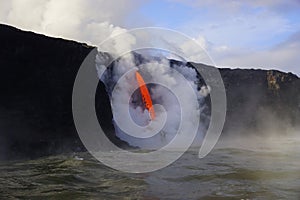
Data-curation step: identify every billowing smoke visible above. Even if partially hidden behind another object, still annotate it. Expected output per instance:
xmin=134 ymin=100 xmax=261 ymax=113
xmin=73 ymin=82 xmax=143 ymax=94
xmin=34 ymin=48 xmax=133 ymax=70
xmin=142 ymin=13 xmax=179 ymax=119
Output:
xmin=0 ymin=0 xmax=144 ymax=46
xmin=96 ymin=51 xmax=210 ymax=149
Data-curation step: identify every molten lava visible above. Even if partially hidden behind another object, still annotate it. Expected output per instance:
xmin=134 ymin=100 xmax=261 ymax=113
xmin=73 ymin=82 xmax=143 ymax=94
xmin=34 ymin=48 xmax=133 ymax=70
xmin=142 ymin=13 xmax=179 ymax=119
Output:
xmin=135 ymin=71 xmax=155 ymax=120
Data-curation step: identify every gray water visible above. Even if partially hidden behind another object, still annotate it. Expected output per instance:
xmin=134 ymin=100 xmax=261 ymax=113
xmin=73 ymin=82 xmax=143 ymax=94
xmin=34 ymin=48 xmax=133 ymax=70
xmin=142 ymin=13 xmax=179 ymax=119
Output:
xmin=1 ymin=137 xmax=300 ymax=200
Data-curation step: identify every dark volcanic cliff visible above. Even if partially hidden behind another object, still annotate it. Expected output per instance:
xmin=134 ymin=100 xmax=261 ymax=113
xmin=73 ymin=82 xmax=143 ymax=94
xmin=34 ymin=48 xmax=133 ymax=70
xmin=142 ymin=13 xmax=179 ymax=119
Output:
xmin=0 ymin=24 xmax=299 ymax=160
xmin=219 ymin=68 xmax=300 ymax=136
xmin=0 ymin=24 xmax=126 ymax=160
xmin=0 ymin=24 xmax=96 ymax=159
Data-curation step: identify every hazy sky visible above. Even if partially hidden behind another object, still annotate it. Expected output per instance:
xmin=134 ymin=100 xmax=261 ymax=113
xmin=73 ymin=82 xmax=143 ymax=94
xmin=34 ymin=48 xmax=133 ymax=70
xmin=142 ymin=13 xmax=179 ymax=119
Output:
xmin=1 ymin=0 xmax=299 ymax=75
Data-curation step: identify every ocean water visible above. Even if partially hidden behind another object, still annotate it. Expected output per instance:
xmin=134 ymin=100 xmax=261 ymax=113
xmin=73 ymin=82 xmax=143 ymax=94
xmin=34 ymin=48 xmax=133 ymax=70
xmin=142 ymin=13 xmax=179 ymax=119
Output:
xmin=0 ymin=137 xmax=299 ymax=200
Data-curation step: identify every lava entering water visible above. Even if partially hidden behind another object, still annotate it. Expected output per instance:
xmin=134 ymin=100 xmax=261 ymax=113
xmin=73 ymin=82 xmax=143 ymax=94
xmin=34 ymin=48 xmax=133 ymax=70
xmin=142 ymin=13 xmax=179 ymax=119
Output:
xmin=135 ymin=71 xmax=155 ymax=120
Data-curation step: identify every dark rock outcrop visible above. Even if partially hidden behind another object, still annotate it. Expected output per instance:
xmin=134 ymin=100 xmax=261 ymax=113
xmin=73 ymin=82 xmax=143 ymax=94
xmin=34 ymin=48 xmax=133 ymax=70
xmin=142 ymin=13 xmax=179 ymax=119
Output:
xmin=186 ymin=62 xmax=300 ymax=137
xmin=0 ymin=24 xmax=128 ymax=160
xmin=0 ymin=24 xmax=299 ymax=160
xmin=219 ymin=68 xmax=300 ymax=136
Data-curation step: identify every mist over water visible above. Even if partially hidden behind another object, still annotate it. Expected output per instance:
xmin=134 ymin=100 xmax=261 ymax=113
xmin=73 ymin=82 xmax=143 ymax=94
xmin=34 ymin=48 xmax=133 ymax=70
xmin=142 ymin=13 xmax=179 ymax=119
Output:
xmin=1 ymin=135 xmax=299 ymax=199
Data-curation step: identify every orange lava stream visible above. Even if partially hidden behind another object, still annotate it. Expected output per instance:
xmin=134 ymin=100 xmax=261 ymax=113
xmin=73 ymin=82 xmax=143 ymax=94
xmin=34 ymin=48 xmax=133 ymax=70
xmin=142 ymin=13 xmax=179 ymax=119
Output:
xmin=135 ymin=71 xmax=155 ymax=120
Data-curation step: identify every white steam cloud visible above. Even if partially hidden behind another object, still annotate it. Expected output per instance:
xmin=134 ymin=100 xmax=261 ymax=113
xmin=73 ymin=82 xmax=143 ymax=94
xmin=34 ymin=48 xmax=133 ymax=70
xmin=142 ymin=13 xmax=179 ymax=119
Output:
xmin=96 ymin=52 xmax=208 ymax=149
xmin=0 ymin=0 xmax=143 ymax=46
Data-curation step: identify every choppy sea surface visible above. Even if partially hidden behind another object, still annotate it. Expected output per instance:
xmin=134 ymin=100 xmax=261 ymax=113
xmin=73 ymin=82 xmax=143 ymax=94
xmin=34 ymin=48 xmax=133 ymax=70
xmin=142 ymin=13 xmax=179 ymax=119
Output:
xmin=1 ymin=137 xmax=300 ymax=200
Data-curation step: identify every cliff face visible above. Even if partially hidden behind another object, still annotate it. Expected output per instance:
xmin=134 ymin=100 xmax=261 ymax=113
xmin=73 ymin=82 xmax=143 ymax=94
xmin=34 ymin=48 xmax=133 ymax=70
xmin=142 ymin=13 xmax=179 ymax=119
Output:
xmin=0 ymin=24 xmax=299 ymax=160
xmin=184 ymin=62 xmax=300 ymax=137
xmin=0 ymin=24 xmax=129 ymax=160
xmin=0 ymin=24 xmax=95 ymax=159
xmin=218 ymin=68 xmax=300 ymax=136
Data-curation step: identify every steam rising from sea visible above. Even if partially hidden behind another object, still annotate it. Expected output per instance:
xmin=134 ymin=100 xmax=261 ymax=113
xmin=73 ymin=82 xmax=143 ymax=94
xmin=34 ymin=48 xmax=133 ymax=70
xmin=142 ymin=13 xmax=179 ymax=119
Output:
xmin=96 ymin=51 xmax=210 ymax=149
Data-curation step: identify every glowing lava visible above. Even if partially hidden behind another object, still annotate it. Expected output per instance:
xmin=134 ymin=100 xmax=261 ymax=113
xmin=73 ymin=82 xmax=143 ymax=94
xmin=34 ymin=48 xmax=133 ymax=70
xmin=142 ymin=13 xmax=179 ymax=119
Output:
xmin=135 ymin=71 xmax=155 ymax=120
